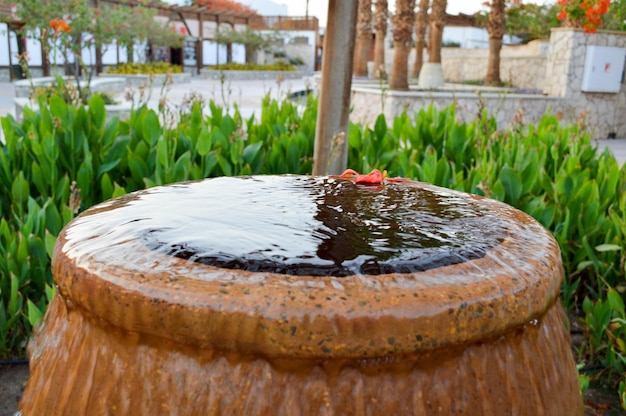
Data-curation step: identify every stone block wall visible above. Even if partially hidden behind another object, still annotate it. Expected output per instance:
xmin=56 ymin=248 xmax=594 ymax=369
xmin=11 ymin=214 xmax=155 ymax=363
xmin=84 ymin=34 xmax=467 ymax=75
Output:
xmin=544 ymin=28 xmax=626 ymax=138
xmin=350 ymin=87 xmax=568 ymax=136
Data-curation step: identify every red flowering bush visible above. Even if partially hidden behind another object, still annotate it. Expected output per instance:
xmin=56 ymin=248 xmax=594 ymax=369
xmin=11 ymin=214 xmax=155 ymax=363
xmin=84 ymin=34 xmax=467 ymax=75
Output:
xmin=49 ymin=19 xmax=70 ymax=35
xmin=557 ymin=0 xmax=611 ymax=33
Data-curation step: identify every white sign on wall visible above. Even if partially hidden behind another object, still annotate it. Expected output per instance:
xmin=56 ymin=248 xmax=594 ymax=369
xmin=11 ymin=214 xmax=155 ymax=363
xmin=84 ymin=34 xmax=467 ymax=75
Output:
xmin=581 ymin=45 xmax=626 ymax=93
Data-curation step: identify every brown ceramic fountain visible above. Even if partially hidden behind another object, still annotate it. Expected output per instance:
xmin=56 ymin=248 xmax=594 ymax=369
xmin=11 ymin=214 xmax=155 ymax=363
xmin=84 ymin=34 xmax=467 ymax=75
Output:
xmin=20 ymin=174 xmax=584 ymax=415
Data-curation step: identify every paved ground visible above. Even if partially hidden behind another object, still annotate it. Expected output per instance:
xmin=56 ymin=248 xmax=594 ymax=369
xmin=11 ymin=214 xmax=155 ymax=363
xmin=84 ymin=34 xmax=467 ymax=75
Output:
xmin=1 ymin=77 xmax=625 ymax=166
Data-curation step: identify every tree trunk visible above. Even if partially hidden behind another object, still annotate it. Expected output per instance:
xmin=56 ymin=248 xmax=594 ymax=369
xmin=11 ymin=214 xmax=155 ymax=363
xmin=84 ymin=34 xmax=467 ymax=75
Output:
xmin=428 ymin=0 xmax=446 ymax=63
xmin=373 ymin=0 xmax=388 ymax=79
xmin=411 ymin=0 xmax=429 ymax=78
xmin=389 ymin=0 xmax=416 ymax=91
xmin=486 ymin=37 xmax=503 ymax=85
xmin=390 ymin=40 xmax=411 ymax=90
xmin=354 ymin=0 xmax=372 ymax=77
xmin=485 ymin=0 xmax=505 ymax=86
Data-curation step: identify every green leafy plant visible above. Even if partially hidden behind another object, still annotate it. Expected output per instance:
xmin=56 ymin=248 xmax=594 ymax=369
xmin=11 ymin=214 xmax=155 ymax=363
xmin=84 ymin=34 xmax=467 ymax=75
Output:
xmin=0 ymin=97 xmax=625 ymax=406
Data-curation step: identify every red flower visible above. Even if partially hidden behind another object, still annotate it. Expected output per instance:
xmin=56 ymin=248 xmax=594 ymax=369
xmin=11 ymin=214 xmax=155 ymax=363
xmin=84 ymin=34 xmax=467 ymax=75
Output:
xmin=557 ymin=0 xmax=567 ymax=5
xmin=583 ymin=24 xmax=598 ymax=33
xmin=49 ymin=19 xmax=70 ymax=34
xmin=557 ymin=9 xmax=568 ymax=20
xmin=333 ymin=169 xmax=408 ymax=185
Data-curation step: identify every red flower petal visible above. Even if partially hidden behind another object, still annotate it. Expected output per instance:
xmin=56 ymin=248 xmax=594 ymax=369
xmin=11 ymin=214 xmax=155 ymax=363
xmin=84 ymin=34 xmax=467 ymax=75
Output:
xmin=355 ymin=169 xmax=384 ymax=184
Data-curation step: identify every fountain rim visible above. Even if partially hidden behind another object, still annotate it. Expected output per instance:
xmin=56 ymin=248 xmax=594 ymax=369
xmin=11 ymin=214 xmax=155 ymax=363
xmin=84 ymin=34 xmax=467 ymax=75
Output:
xmin=52 ymin=177 xmax=564 ymax=359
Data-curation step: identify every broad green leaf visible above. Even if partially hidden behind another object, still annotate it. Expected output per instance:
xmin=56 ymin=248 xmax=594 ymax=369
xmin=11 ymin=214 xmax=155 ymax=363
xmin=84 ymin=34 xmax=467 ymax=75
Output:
xmin=97 ymin=159 xmax=122 ymax=177
xmin=45 ymin=231 xmax=57 ymax=260
xmin=374 ymin=114 xmax=387 ymax=141
xmin=27 ymin=299 xmax=44 ymax=327
xmin=595 ymin=244 xmax=622 ymax=252
xmin=88 ymin=94 xmax=106 ymax=129
xmin=11 ymin=172 xmax=29 ymax=206
xmin=197 ymin=127 xmax=212 ymax=156
xmin=141 ymin=111 xmax=161 ymax=146
xmin=242 ymin=141 xmax=263 ymax=165
xmin=608 ymin=288 xmax=625 ymax=317
xmin=100 ymin=173 xmax=114 ymax=201
xmin=499 ymin=166 xmax=523 ymax=204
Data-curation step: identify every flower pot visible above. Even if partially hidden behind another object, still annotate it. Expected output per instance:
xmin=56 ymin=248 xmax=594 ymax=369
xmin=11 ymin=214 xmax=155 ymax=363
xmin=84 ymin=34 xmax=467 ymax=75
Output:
xmin=20 ymin=175 xmax=584 ymax=415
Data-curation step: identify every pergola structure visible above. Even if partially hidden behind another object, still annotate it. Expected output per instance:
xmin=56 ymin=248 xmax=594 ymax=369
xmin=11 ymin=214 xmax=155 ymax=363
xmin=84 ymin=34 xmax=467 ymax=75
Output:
xmin=0 ymin=0 xmax=255 ymax=78
xmin=0 ymin=3 xmax=27 ymax=80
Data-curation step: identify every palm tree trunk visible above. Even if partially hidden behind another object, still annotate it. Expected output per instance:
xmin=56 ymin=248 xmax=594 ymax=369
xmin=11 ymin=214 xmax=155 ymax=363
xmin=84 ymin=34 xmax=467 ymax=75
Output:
xmin=411 ymin=0 xmax=429 ymax=78
xmin=428 ymin=0 xmax=446 ymax=63
xmin=485 ymin=0 xmax=505 ymax=85
xmin=373 ymin=0 xmax=388 ymax=78
xmin=389 ymin=0 xmax=416 ymax=90
xmin=354 ymin=0 xmax=373 ymax=77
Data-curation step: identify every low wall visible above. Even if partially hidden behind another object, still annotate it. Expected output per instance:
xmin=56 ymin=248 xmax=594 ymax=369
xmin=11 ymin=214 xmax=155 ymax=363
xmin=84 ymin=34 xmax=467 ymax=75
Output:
xmin=442 ymin=56 xmax=547 ymax=91
xmin=200 ymin=69 xmax=307 ymax=81
xmin=350 ymin=86 xmax=623 ymax=140
xmin=99 ymin=72 xmax=192 ymax=88
xmin=440 ymin=41 xmax=549 ymax=90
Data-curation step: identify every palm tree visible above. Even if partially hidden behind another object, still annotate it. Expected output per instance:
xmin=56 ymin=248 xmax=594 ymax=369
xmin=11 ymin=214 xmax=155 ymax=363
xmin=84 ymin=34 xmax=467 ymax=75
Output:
xmin=389 ymin=0 xmax=416 ymax=90
xmin=428 ymin=0 xmax=446 ymax=64
xmin=373 ymin=0 xmax=388 ymax=78
xmin=354 ymin=0 xmax=373 ymax=77
xmin=411 ymin=0 xmax=430 ymax=79
xmin=485 ymin=0 xmax=506 ymax=85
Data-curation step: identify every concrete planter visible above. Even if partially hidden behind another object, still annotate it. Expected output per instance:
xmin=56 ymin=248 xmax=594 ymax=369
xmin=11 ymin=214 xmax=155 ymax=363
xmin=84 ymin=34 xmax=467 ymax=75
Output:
xmin=14 ymin=76 xmax=126 ymax=98
xmin=99 ymin=72 xmax=192 ymax=88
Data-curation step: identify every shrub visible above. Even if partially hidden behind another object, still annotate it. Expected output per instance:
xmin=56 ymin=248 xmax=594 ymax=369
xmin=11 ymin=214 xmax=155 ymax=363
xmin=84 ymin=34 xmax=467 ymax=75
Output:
xmin=106 ymin=62 xmax=183 ymax=75
xmin=29 ymin=77 xmax=119 ymax=106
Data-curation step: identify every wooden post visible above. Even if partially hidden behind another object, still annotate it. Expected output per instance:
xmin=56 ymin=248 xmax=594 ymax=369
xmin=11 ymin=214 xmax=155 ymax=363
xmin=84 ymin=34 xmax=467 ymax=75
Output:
xmin=312 ymin=0 xmax=358 ymax=176
xmin=197 ymin=11 xmax=204 ymax=75
xmin=94 ymin=0 xmax=103 ymax=74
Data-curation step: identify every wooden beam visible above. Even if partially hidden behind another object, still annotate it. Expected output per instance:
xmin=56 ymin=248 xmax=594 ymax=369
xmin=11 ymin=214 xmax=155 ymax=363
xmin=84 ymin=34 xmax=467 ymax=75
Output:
xmin=312 ymin=0 xmax=358 ymax=176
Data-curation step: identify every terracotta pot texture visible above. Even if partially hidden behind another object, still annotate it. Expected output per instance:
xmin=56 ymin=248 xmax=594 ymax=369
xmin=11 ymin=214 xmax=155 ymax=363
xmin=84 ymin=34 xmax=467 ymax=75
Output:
xmin=20 ymin=176 xmax=584 ymax=415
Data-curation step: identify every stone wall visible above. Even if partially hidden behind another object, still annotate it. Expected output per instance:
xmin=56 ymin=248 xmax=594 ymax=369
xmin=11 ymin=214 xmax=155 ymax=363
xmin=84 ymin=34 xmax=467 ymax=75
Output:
xmin=350 ymin=87 xmax=567 ymax=135
xmin=353 ymin=29 xmax=626 ymax=139
xmin=544 ymin=28 xmax=626 ymax=138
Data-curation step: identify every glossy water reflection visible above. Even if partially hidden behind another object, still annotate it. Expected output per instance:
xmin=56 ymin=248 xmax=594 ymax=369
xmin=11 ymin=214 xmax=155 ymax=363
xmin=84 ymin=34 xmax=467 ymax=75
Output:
xmin=100 ymin=176 xmax=509 ymax=276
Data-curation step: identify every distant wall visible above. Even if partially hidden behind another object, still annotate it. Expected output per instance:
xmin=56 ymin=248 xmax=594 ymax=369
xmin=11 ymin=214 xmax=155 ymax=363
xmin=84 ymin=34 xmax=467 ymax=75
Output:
xmin=381 ymin=40 xmax=549 ymax=90
xmin=441 ymin=40 xmax=549 ymax=90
